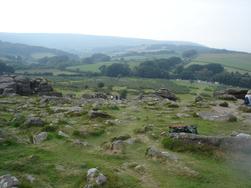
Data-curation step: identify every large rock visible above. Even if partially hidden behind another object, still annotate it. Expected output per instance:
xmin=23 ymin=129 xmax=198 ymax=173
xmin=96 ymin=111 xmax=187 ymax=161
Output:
xmin=0 ymin=75 xmax=61 ymax=96
xmin=197 ymin=112 xmax=237 ymax=122
xmin=214 ymin=88 xmax=248 ymax=100
xmin=155 ymin=88 xmax=177 ymax=101
xmin=33 ymin=132 xmax=48 ymax=144
xmin=0 ymin=174 xmax=19 ymax=188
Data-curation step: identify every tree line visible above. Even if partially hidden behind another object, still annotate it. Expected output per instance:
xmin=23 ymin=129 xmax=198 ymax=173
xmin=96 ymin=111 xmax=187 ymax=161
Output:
xmin=98 ymin=57 xmax=251 ymax=88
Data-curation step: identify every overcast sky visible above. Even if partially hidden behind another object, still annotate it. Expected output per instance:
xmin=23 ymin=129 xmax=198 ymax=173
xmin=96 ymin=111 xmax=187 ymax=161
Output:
xmin=0 ymin=0 xmax=251 ymax=52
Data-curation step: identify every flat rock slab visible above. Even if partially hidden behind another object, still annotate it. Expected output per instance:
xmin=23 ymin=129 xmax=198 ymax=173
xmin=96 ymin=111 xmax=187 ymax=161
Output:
xmin=197 ymin=111 xmax=235 ymax=121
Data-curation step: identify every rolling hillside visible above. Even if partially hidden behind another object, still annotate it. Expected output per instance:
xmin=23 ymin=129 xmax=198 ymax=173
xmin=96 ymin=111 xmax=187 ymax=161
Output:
xmin=0 ymin=33 xmax=205 ymax=55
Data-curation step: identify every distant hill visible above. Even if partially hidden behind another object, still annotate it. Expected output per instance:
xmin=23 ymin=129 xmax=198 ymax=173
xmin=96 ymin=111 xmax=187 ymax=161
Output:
xmin=0 ymin=33 xmax=205 ymax=55
xmin=0 ymin=40 xmax=77 ymax=62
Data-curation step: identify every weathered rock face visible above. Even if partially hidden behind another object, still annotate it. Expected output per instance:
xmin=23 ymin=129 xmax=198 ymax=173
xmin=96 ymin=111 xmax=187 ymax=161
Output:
xmin=155 ymin=88 xmax=177 ymax=101
xmin=0 ymin=75 xmax=61 ymax=96
xmin=0 ymin=174 xmax=19 ymax=188
xmin=214 ymin=88 xmax=248 ymax=100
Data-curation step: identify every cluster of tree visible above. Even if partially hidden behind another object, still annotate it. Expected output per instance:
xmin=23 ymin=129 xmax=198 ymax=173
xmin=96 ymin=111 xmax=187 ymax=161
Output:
xmin=177 ymin=63 xmax=224 ymax=80
xmin=99 ymin=63 xmax=131 ymax=77
xmin=82 ymin=53 xmax=111 ymax=64
xmin=98 ymin=56 xmax=251 ymax=88
xmin=135 ymin=57 xmax=182 ymax=78
xmin=212 ymin=72 xmax=251 ymax=88
xmin=99 ymin=57 xmax=183 ymax=78
xmin=0 ymin=61 xmax=15 ymax=74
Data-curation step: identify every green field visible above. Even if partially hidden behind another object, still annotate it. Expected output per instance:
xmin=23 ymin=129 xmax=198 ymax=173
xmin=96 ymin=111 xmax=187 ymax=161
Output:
xmin=189 ymin=52 xmax=251 ymax=73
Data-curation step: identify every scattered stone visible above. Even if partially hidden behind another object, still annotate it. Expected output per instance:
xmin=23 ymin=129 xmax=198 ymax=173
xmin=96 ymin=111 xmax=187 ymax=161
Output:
xmin=33 ymin=132 xmax=48 ymax=144
xmin=239 ymin=105 xmax=251 ymax=113
xmin=0 ymin=174 xmax=19 ymax=188
xmin=26 ymin=174 xmax=35 ymax=183
xmin=176 ymin=113 xmax=191 ymax=118
xmin=88 ymin=110 xmax=111 ymax=118
xmin=145 ymin=147 xmax=178 ymax=161
xmin=58 ymin=131 xmax=70 ymax=138
xmin=155 ymin=88 xmax=177 ymax=101
xmin=85 ymin=168 xmax=107 ymax=187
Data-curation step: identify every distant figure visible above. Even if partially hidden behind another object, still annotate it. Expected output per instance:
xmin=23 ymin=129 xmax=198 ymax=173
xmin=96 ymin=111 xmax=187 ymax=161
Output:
xmin=115 ymin=96 xmax=118 ymax=100
xmin=245 ymin=90 xmax=251 ymax=106
xmin=110 ymin=95 xmax=114 ymax=100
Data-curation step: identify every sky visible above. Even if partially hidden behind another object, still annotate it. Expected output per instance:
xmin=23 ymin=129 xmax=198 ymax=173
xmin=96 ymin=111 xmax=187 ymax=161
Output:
xmin=0 ymin=0 xmax=251 ymax=52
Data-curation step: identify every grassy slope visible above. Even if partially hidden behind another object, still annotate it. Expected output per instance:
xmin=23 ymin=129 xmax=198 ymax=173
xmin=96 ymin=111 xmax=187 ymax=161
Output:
xmin=1 ymin=79 xmax=251 ymax=187
xmin=189 ymin=52 xmax=251 ymax=73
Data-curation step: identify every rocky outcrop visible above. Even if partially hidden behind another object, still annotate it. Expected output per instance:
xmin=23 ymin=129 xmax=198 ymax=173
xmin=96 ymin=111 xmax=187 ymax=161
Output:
xmin=0 ymin=174 xmax=19 ymax=188
xmin=0 ymin=75 xmax=61 ymax=96
xmin=214 ymin=88 xmax=248 ymax=100
xmin=155 ymin=88 xmax=177 ymax=101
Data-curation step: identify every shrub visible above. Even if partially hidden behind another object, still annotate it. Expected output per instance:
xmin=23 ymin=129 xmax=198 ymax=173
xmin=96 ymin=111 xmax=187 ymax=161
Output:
xmin=219 ymin=102 xmax=229 ymax=107
xmin=162 ymin=137 xmax=217 ymax=156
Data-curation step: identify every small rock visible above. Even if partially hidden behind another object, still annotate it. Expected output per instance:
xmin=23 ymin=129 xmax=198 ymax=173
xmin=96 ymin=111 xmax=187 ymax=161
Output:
xmin=33 ymin=132 xmax=48 ymax=144
xmin=58 ymin=131 xmax=70 ymax=138
xmin=86 ymin=168 xmax=107 ymax=187
xmin=0 ymin=174 xmax=19 ymax=188
xmin=26 ymin=175 xmax=35 ymax=183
